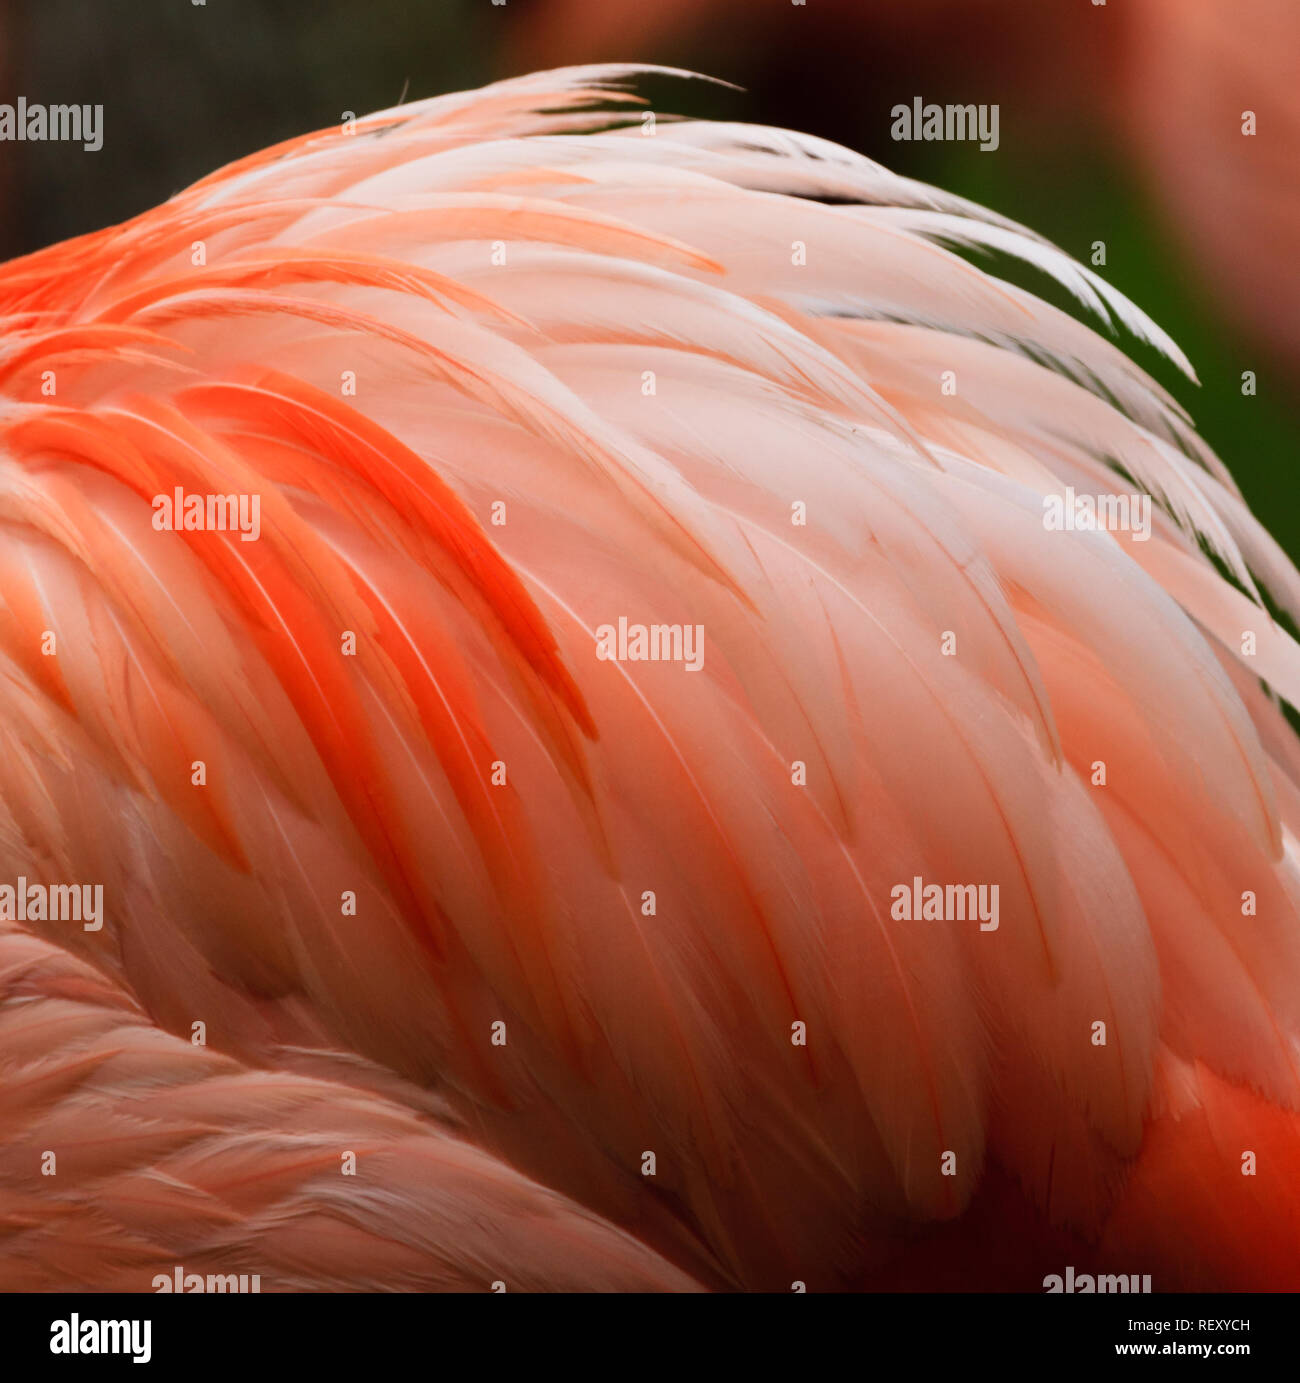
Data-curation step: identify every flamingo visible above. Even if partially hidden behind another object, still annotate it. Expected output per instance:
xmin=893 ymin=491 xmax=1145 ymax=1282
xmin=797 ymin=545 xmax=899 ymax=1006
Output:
xmin=512 ymin=0 xmax=1300 ymax=378
xmin=1 ymin=64 xmax=1298 ymax=1293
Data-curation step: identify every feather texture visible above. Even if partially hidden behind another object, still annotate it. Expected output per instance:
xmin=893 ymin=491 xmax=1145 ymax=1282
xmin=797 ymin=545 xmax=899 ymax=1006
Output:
xmin=1 ymin=64 xmax=1298 ymax=1290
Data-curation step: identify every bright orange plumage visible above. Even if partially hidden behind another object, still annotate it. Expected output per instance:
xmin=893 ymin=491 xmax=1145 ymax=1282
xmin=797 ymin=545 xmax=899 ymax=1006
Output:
xmin=1 ymin=65 xmax=1298 ymax=1292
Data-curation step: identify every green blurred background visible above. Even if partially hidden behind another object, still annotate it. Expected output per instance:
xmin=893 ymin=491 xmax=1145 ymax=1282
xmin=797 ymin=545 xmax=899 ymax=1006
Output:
xmin=2 ymin=0 xmax=1295 ymax=557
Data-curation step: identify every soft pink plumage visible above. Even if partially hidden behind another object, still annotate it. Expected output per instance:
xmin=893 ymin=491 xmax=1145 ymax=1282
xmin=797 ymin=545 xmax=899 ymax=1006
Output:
xmin=1 ymin=65 xmax=1299 ymax=1291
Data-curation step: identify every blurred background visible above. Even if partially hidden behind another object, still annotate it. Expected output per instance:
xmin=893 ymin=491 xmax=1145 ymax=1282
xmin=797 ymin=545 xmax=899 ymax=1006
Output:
xmin=2 ymin=0 xmax=1296 ymax=556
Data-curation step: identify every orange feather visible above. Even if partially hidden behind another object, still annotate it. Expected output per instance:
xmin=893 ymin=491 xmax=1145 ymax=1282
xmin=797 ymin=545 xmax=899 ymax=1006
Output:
xmin=1 ymin=64 xmax=1298 ymax=1292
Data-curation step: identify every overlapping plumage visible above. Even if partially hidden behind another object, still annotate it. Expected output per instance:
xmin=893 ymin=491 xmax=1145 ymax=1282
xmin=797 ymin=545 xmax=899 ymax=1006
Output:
xmin=1 ymin=65 xmax=1298 ymax=1290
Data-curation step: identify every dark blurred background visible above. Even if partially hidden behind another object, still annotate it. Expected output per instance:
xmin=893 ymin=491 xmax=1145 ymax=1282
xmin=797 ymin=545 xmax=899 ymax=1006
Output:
xmin=2 ymin=0 xmax=1296 ymax=556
